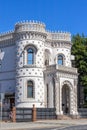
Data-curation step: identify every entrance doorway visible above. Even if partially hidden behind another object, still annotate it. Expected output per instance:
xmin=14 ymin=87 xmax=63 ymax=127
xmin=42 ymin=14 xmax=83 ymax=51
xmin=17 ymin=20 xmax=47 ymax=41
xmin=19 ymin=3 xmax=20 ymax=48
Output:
xmin=4 ymin=93 xmax=15 ymax=110
xmin=62 ymin=85 xmax=70 ymax=114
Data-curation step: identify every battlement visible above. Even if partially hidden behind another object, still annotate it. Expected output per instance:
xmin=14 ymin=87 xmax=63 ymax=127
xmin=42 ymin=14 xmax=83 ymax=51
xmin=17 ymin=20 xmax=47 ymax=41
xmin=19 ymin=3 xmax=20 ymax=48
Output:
xmin=0 ymin=20 xmax=71 ymax=42
xmin=0 ymin=31 xmax=14 ymax=42
xmin=47 ymin=31 xmax=71 ymax=41
xmin=15 ymin=20 xmax=46 ymax=33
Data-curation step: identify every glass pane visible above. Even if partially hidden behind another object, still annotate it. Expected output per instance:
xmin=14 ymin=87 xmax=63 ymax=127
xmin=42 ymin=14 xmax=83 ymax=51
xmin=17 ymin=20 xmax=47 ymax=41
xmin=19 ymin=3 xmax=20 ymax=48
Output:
xmin=27 ymin=51 xmax=33 ymax=64
xmin=28 ymin=81 xmax=33 ymax=86
xmin=58 ymin=55 xmax=63 ymax=65
xmin=58 ymin=60 xmax=63 ymax=65
xmin=27 ymin=86 xmax=33 ymax=98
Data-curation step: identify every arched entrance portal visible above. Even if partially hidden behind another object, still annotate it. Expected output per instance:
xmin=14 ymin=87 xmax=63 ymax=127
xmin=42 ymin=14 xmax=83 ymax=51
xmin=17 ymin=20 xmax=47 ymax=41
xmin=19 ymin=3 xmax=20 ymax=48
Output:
xmin=62 ymin=84 xmax=70 ymax=115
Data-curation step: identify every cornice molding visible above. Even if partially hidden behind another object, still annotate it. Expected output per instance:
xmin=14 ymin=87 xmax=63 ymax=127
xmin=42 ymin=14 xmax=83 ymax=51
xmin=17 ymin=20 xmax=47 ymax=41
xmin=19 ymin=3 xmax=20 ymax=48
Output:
xmin=15 ymin=31 xmax=47 ymax=41
xmin=45 ymin=40 xmax=72 ymax=48
xmin=45 ymin=65 xmax=78 ymax=74
xmin=47 ymin=71 xmax=78 ymax=80
xmin=57 ymin=71 xmax=78 ymax=79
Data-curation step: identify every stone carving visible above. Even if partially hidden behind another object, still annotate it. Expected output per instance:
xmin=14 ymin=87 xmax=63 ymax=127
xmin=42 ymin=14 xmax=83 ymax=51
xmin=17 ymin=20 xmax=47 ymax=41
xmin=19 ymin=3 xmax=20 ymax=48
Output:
xmin=62 ymin=80 xmax=73 ymax=90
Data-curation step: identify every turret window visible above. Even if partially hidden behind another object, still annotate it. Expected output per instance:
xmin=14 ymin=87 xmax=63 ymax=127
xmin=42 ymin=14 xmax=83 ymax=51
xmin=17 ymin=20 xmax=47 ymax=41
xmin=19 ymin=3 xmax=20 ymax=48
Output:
xmin=58 ymin=55 xmax=63 ymax=65
xmin=27 ymin=48 xmax=34 ymax=64
xmin=23 ymin=44 xmax=37 ymax=66
xmin=27 ymin=80 xmax=34 ymax=98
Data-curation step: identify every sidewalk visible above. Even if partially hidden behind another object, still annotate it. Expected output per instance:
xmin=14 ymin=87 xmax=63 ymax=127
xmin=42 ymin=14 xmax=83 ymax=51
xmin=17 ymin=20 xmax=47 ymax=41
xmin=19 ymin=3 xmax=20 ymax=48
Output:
xmin=0 ymin=119 xmax=87 ymax=130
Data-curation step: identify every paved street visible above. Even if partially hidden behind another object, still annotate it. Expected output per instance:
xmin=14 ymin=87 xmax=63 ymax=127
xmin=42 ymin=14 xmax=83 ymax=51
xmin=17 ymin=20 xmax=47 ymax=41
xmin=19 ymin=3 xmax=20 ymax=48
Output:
xmin=31 ymin=125 xmax=87 ymax=130
xmin=0 ymin=119 xmax=87 ymax=130
xmin=60 ymin=125 xmax=87 ymax=130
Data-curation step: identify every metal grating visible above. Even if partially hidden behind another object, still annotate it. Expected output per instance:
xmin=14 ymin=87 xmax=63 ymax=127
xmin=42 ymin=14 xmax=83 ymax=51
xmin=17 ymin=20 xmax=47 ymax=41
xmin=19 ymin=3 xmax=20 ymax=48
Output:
xmin=16 ymin=108 xmax=32 ymax=122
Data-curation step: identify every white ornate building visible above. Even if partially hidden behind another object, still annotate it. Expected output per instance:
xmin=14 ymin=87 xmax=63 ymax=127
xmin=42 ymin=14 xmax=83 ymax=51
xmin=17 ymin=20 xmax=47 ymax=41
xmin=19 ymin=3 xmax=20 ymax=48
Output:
xmin=0 ymin=21 xmax=78 ymax=118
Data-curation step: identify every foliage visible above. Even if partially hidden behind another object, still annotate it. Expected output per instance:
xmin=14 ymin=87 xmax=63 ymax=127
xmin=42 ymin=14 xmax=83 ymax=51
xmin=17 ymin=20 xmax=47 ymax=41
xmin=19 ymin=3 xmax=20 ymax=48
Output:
xmin=71 ymin=34 xmax=87 ymax=103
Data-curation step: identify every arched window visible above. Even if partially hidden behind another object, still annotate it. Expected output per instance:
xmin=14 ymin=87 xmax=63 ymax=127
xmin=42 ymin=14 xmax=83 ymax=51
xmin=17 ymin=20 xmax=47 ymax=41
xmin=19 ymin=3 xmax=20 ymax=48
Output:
xmin=27 ymin=48 xmax=34 ymax=64
xmin=58 ymin=55 xmax=63 ymax=65
xmin=27 ymin=81 xmax=34 ymax=98
xmin=24 ymin=44 xmax=38 ymax=66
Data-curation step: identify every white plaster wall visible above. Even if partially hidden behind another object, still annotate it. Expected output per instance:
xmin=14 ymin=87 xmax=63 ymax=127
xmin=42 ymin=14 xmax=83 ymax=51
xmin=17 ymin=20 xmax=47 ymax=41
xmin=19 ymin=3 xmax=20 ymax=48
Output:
xmin=52 ymin=48 xmax=71 ymax=67
xmin=15 ymin=39 xmax=45 ymax=108
xmin=16 ymin=68 xmax=43 ymax=77
xmin=16 ymin=40 xmax=45 ymax=68
xmin=44 ymin=43 xmax=72 ymax=67
xmin=15 ymin=76 xmax=45 ymax=108
xmin=44 ymin=46 xmax=53 ymax=65
xmin=48 ymin=79 xmax=54 ymax=108
xmin=44 ymin=74 xmax=54 ymax=108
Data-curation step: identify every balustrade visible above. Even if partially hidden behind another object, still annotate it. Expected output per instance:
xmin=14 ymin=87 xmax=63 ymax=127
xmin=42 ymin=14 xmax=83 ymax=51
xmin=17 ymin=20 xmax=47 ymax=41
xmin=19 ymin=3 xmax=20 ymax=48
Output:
xmin=46 ymin=64 xmax=77 ymax=73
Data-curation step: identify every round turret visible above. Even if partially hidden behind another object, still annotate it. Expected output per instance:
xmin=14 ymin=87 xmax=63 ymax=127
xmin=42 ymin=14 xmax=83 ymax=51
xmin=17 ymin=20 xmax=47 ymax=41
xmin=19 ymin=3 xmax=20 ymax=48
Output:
xmin=15 ymin=21 xmax=46 ymax=108
xmin=15 ymin=20 xmax=46 ymax=33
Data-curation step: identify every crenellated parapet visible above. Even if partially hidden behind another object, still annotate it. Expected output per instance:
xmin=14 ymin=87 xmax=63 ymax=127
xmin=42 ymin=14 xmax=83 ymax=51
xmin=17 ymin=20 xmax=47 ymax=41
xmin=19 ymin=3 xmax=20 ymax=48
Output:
xmin=0 ymin=31 xmax=15 ymax=48
xmin=14 ymin=21 xmax=47 ymax=41
xmin=15 ymin=20 xmax=46 ymax=33
xmin=0 ymin=31 xmax=14 ymax=42
xmin=46 ymin=31 xmax=71 ymax=42
xmin=0 ymin=20 xmax=71 ymax=47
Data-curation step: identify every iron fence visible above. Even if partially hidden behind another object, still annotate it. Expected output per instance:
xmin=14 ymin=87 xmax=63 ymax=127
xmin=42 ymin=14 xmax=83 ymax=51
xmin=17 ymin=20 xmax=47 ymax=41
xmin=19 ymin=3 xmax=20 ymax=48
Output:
xmin=16 ymin=108 xmax=32 ymax=122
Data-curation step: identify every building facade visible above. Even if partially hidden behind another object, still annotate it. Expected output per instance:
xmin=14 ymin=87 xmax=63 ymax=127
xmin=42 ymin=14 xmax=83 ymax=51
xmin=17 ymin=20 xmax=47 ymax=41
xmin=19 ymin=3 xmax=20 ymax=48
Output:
xmin=0 ymin=21 xmax=78 ymax=117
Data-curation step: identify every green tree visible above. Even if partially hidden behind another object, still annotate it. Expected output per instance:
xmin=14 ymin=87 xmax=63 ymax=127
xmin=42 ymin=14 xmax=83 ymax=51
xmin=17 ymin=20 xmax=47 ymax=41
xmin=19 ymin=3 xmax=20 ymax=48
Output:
xmin=72 ymin=34 xmax=87 ymax=106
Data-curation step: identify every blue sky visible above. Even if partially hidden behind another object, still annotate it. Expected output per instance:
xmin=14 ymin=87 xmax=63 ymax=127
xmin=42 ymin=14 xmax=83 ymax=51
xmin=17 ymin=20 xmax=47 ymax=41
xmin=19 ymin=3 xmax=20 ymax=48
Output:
xmin=0 ymin=0 xmax=87 ymax=35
